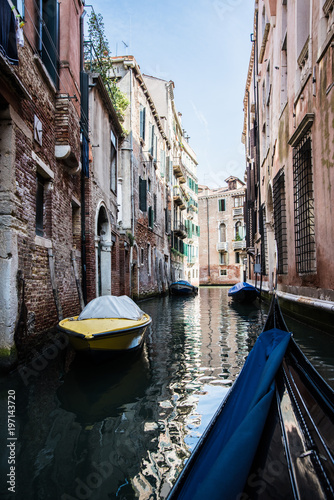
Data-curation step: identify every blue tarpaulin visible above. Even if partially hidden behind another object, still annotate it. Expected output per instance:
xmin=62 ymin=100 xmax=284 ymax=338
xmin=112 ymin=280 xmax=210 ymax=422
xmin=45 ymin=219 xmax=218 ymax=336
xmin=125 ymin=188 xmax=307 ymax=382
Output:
xmin=175 ymin=327 xmax=291 ymax=500
xmin=228 ymin=282 xmax=259 ymax=296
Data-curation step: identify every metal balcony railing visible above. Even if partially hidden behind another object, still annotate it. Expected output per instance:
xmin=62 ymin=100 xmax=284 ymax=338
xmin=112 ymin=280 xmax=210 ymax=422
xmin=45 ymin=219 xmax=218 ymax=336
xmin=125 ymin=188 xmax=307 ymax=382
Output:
xmin=173 ymin=186 xmax=187 ymax=210
xmin=173 ymin=158 xmax=186 ymax=183
xmin=173 ymin=222 xmax=187 ymax=239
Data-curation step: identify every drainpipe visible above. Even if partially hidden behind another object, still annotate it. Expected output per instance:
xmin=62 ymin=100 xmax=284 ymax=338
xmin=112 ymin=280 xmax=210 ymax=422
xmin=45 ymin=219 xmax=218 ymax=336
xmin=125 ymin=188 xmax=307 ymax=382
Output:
xmin=80 ymin=11 xmax=87 ymax=304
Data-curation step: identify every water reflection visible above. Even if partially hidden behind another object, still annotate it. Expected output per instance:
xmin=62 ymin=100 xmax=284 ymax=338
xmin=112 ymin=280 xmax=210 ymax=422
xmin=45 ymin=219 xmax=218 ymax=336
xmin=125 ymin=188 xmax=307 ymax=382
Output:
xmin=0 ymin=287 xmax=333 ymax=500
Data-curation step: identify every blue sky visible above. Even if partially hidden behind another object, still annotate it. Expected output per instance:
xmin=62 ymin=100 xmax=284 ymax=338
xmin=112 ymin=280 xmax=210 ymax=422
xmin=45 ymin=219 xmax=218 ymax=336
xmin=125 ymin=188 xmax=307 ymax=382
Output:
xmin=87 ymin=0 xmax=254 ymax=188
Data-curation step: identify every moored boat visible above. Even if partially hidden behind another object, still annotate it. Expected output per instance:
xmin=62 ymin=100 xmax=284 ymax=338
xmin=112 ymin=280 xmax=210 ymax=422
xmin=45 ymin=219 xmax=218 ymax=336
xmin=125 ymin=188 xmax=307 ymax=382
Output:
xmin=169 ymin=280 xmax=198 ymax=296
xmin=167 ymin=294 xmax=334 ymax=500
xmin=58 ymin=295 xmax=152 ymax=361
xmin=228 ymin=281 xmax=259 ymax=303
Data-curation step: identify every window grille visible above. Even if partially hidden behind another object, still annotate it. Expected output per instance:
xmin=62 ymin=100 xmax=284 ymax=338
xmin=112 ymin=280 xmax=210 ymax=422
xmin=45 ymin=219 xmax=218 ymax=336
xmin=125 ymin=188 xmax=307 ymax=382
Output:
xmin=293 ymin=134 xmax=316 ymax=273
xmin=273 ymin=167 xmax=288 ymax=274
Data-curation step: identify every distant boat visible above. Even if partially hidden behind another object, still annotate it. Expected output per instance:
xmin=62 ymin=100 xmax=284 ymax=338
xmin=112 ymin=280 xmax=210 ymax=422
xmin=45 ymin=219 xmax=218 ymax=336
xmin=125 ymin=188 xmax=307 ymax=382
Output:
xmin=167 ymin=294 xmax=334 ymax=500
xmin=58 ymin=295 xmax=151 ymax=361
xmin=169 ymin=280 xmax=198 ymax=296
xmin=228 ymin=282 xmax=259 ymax=303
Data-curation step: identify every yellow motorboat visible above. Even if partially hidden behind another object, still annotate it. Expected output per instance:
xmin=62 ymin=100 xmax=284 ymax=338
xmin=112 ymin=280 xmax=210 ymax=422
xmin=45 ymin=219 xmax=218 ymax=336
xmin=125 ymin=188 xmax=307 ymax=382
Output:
xmin=58 ymin=295 xmax=152 ymax=360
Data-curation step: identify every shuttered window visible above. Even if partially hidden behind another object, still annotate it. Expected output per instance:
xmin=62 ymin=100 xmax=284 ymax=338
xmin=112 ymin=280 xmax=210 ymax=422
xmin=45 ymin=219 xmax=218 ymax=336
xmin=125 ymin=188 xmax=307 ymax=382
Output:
xmin=140 ymin=105 xmax=146 ymax=141
xmin=139 ymin=177 xmax=147 ymax=212
xmin=148 ymin=206 xmax=154 ymax=228
xmin=218 ymin=199 xmax=225 ymax=212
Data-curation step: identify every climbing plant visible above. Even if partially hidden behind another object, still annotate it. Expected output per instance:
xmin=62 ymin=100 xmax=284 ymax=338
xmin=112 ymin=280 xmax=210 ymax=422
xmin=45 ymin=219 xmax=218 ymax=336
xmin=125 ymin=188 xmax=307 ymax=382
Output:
xmin=85 ymin=11 xmax=129 ymax=127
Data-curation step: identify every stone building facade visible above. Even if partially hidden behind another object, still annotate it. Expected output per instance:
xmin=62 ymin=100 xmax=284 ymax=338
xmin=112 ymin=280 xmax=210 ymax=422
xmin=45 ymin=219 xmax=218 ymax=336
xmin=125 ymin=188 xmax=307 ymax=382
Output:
xmin=243 ymin=0 xmax=334 ymax=331
xmin=112 ymin=56 xmax=172 ymax=299
xmin=143 ymin=74 xmax=200 ymax=288
xmin=0 ymin=0 xmax=84 ymax=369
xmin=198 ymin=177 xmax=246 ymax=285
xmin=84 ymin=73 xmax=125 ymax=302
xmin=0 ymin=4 xmax=200 ymax=369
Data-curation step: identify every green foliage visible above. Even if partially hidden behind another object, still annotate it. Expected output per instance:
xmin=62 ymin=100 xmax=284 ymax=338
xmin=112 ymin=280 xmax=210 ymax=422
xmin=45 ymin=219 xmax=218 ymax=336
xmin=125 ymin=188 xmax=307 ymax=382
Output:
xmin=126 ymin=232 xmax=135 ymax=247
xmin=85 ymin=12 xmax=129 ymax=128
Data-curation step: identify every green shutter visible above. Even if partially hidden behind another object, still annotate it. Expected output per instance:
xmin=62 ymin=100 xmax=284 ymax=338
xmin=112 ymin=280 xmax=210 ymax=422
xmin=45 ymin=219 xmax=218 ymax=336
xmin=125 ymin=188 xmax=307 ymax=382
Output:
xmin=148 ymin=206 xmax=154 ymax=228
xmin=140 ymin=106 xmax=146 ymax=140
xmin=139 ymin=177 xmax=147 ymax=212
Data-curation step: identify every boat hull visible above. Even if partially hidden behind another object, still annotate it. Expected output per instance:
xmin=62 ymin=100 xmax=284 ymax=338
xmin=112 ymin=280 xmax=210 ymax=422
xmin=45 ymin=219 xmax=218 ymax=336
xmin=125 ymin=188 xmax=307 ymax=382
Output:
xmin=167 ymin=295 xmax=334 ymax=500
xmin=169 ymin=281 xmax=198 ymax=296
xmin=58 ymin=314 xmax=151 ymax=359
xmin=228 ymin=282 xmax=259 ymax=303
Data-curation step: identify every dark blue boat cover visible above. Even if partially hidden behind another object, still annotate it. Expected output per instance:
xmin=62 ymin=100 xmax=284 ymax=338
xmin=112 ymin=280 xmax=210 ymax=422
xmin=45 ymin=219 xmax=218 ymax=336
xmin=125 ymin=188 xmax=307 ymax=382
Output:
xmin=176 ymin=327 xmax=291 ymax=500
xmin=228 ymin=281 xmax=259 ymax=296
xmin=170 ymin=280 xmax=192 ymax=286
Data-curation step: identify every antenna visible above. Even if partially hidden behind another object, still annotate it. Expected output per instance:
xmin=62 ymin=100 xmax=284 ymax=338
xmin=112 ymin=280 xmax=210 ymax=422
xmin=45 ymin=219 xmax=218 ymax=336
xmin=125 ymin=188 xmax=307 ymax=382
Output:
xmin=122 ymin=41 xmax=129 ymax=54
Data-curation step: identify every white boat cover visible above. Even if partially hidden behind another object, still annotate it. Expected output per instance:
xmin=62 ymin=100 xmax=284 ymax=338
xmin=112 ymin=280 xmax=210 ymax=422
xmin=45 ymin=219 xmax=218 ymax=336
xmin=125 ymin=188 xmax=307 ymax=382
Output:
xmin=78 ymin=295 xmax=145 ymax=321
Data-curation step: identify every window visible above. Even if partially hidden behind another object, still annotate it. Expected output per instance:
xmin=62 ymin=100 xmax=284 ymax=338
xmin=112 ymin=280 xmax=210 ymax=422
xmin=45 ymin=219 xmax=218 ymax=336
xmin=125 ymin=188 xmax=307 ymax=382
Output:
xmin=141 ymin=248 xmax=144 ymax=265
xmin=140 ymin=105 xmax=146 ymax=141
xmin=139 ymin=177 xmax=147 ymax=212
xmin=154 ymin=135 xmax=157 ymax=162
xmin=235 ymin=252 xmax=240 ymax=264
xmin=273 ymin=167 xmax=288 ymax=274
xmin=72 ymin=198 xmax=80 ymax=249
xmin=36 ymin=174 xmax=45 ymax=237
xmin=148 ymin=206 xmax=154 ymax=229
xmin=280 ymin=1 xmax=288 ymax=110
xmin=147 ymin=243 xmax=151 ymax=275
xmin=234 ymin=196 xmax=244 ymax=207
xmin=218 ymin=199 xmax=225 ymax=212
xmin=219 ymin=223 xmax=226 ymax=242
xmin=235 ymin=221 xmax=242 ymax=240
xmin=160 ymin=149 xmax=166 ymax=178
xmin=149 ymin=123 xmax=155 ymax=157
xmin=220 ymin=269 xmax=227 ymax=276
xmin=219 ymin=252 xmax=228 ymax=265
xmin=12 ymin=0 xmax=24 ymax=17
xmin=296 ymin=0 xmax=310 ymax=60
xmin=39 ymin=0 xmax=59 ymax=85
xmin=110 ymin=130 xmax=117 ymax=193
xmin=153 ymin=194 xmax=157 ymax=222
xmin=293 ymin=134 xmax=316 ymax=273
xmin=280 ymin=37 xmax=288 ymax=110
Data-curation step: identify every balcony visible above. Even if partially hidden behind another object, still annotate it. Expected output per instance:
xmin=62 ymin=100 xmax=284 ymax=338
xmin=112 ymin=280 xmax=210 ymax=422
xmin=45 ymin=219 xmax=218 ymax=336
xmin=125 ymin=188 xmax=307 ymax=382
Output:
xmin=173 ymin=186 xmax=187 ymax=210
xmin=233 ymin=207 xmax=244 ymax=218
xmin=173 ymin=158 xmax=186 ymax=183
xmin=217 ymin=242 xmax=228 ymax=252
xmin=233 ymin=240 xmax=246 ymax=250
xmin=173 ymin=222 xmax=187 ymax=239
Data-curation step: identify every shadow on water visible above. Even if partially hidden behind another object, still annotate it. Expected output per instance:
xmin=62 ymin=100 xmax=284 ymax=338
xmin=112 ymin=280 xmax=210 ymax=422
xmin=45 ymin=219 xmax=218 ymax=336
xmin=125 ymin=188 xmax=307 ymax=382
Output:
xmin=0 ymin=287 xmax=333 ymax=499
xmin=57 ymin=347 xmax=152 ymax=423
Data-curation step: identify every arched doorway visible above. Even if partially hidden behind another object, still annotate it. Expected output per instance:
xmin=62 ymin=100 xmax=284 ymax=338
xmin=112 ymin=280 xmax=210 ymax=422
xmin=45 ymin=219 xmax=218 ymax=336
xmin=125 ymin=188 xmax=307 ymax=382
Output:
xmin=96 ymin=204 xmax=111 ymax=296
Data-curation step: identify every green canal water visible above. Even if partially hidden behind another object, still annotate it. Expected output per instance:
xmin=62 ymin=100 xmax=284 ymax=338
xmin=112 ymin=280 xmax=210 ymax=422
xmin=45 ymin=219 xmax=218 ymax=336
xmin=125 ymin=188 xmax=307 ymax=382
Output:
xmin=1 ymin=287 xmax=334 ymax=499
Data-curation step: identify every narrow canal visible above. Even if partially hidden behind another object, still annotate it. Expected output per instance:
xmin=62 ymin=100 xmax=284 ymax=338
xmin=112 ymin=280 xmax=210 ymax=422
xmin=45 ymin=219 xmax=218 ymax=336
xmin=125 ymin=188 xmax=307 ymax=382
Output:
xmin=1 ymin=287 xmax=334 ymax=500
